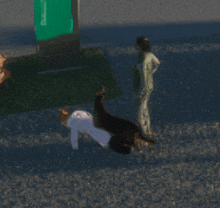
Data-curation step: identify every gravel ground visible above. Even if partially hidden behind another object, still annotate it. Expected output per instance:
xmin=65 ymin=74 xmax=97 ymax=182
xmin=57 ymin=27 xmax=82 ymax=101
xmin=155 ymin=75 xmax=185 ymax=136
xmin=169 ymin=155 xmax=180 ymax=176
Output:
xmin=1 ymin=122 xmax=220 ymax=207
xmin=1 ymin=0 xmax=220 ymax=207
xmin=1 ymin=36 xmax=220 ymax=207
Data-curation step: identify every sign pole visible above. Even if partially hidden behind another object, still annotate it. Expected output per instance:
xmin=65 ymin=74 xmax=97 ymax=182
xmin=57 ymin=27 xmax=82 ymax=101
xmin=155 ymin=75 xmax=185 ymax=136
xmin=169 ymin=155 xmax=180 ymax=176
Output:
xmin=72 ymin=0 xmax=80 ymax=35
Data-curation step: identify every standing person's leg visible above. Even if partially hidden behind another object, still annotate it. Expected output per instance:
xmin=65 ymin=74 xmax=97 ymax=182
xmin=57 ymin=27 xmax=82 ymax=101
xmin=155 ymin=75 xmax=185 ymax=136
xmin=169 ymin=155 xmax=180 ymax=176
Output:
xmin=137 ymin=97 xmax=150 ymax=135
xmin=137 ymin=90 xmax=152 ymax=136
xmin=142 ymin=97 xmax=151 ymax=135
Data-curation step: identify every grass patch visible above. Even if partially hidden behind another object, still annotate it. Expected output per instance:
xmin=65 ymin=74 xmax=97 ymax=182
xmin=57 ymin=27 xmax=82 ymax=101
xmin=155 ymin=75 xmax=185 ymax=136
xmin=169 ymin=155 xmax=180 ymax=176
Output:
xmin=0 ymin=47 xmax=122 ymax=116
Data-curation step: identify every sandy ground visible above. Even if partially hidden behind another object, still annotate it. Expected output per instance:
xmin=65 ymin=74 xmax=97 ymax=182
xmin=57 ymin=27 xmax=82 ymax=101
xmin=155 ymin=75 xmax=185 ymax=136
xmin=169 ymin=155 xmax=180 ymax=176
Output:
xmin=1 ymin=0 xmax=220 ymax=207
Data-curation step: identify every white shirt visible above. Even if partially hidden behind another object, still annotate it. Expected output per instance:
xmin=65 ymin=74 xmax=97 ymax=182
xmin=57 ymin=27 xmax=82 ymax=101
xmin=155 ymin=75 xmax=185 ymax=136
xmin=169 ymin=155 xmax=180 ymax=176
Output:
xmin=67 ymin=110 xmax=111 ymax=149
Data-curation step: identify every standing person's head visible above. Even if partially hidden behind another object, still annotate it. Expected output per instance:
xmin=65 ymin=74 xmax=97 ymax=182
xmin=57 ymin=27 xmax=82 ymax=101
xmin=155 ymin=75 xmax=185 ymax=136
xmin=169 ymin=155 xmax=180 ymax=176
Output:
xmin=135 ymin=36 xmax=151 ymax=53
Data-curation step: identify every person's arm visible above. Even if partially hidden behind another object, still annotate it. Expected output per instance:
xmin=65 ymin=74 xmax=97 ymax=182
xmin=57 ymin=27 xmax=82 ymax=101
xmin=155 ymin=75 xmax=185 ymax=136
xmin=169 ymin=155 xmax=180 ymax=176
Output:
xmin=70 ymin=129 xmax=78 ymax=150
xmin=68 ymin=119 xmax=79 ymax=149
xmin=152 ymin=54 xmax=160 ymax=74
xmin=71 ymin=131 xmax=78 ymax=149
xmin=153 ymin=54 xmax=160 ymax=65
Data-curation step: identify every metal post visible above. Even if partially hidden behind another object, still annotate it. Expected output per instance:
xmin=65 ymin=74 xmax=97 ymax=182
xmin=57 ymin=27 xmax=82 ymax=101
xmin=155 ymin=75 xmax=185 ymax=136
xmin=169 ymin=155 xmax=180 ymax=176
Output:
xmin=72 ymin=0 xmax=80 ymax=35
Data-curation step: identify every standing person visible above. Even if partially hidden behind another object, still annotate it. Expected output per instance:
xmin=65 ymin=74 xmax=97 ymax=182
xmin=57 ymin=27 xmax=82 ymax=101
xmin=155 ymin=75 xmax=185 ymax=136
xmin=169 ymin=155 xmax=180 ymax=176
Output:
xmin=132 ymin=36 xmax=160 ymax=137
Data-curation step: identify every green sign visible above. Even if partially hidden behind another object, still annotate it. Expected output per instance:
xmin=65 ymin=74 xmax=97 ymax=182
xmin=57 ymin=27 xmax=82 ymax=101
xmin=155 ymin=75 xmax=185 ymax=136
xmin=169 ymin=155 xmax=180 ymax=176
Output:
xmin=34 ymin=0 xmax=74 ymax=41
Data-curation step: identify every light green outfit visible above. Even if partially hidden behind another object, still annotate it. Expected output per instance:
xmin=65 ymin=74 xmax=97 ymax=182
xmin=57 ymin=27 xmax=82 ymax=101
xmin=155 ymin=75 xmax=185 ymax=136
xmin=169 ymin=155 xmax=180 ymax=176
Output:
xmin=132 ymin=52 xmax=160 ymax=135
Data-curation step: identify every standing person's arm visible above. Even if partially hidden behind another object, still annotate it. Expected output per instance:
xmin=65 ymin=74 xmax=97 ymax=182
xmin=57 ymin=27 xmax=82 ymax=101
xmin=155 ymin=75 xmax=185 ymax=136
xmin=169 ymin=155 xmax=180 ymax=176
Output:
xmin=152 ymin=54 xmax=160 ymax=74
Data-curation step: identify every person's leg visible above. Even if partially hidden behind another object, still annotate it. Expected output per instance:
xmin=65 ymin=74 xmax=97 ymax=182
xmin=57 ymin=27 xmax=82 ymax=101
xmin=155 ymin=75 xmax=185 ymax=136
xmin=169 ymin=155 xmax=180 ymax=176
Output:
xmin=142 ymin=99 xmax=151 ymax=135
xmin=137 ymin=96 xmax=150 ymax=135
xmin=137 ymin=93 xmax=157 ymax=153
xmin=89 ymin=125 xmax=111 ymax=147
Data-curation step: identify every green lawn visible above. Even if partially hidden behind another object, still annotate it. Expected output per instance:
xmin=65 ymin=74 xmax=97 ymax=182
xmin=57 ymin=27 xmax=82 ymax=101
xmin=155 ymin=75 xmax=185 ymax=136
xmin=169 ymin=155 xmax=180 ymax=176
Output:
xmin=0 ymin=47 xmax=122 ymax=116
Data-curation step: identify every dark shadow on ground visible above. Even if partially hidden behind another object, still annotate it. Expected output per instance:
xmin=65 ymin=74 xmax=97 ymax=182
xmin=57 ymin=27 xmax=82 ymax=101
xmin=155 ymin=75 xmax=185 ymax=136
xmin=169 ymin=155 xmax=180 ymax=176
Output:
xmin=1 ymin=132 xmax=219 ymax=176
xmin=0 ymin=133 xmax=143 ymax=176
